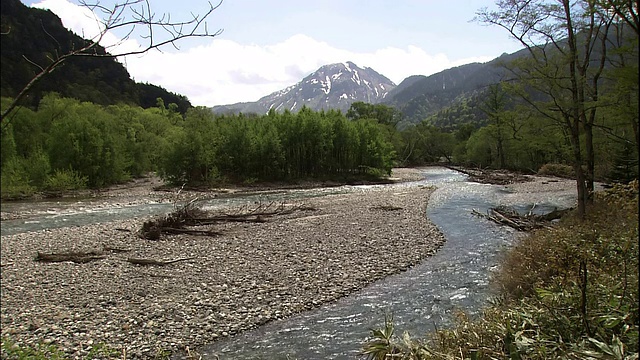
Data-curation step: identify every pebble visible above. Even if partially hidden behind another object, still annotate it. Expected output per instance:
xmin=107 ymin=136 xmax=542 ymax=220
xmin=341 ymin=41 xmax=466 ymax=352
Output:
xmin=1 ymin=171 xmax=451 ymax=359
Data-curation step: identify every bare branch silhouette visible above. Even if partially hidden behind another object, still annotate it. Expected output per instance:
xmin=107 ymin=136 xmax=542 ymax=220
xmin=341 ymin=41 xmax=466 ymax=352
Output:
xmin=1 ymin=0 xmax=223 ymax=124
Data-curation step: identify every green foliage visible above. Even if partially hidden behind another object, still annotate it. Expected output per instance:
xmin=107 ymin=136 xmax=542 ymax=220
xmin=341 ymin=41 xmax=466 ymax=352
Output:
xmin=1 ymin=337 xmax=67 ymax=360
xmin=0 ymin=157 xmax=36 ymax=198
xmin=400 ymin=123 xmax=456 ymax=165
xmin=1 ymin=336 xmax=121 ymax=360
xmin=424 ymin=95 xmax=484 ymax=131
xmin=608 ymin=141 xmax=639 ymax=183
xmin=347 ymin=101 xmax=402 ymax=127
xmin=362 ymin=314 xmax=434 ymax=360
xmin=362 ymin=183 xmax=639 ymax=359
xmin=0 ymin=86 xmax=633 ymax=197
xmin=1 ymin=94 xmax=180 ymax=197
xmin=537 ymin=163 xmax=576 ymax=178
xmin=44 ymin=168 xmax=88 ymax=192
xmin=463 ymin=127 xmax=494 ymax=168
xmin=159 ymin=107 xmax=396 ymax=185
xmin=362 ymin=314 xmax=400 ymax=359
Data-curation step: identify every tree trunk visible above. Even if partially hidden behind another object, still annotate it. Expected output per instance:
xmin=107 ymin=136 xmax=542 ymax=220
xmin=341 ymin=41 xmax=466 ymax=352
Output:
xmin=564 ymin=0 xmax=587 ymax=218
xmin=569 ymin=123 xmax=587 ymax=218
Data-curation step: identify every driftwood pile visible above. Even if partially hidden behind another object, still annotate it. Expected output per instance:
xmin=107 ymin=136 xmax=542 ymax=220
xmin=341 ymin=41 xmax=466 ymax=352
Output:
xmin=35 ymin=199 xmax=315 ymax=266
xmin=446 ymin=166 xmax=532 ymax=185
xmin=139 ymin=199 xmax=314 ymax=240
xmin=473 ymin=205 xmax=572 ymax=231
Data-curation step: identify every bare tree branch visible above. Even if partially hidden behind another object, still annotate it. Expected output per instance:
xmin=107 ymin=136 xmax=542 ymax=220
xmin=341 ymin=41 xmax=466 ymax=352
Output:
xmin=1 ymin=0 xmax=223 ymax=124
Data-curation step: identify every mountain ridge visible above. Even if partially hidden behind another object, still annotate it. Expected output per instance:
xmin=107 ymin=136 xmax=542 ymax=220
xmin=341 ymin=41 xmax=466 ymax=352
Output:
xmin=0 ymin=0 xmax=192 ymax=113
xmin=209 ymin=53 xmax=530 ymax=127
xmin=211 ymin=61 xmax=396 ymax=115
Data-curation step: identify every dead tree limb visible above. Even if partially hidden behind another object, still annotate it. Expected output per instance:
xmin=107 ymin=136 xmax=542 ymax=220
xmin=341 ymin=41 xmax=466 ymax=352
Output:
xmin=472 ymin=206 xmax=569 ymax=231
xmin=161 ymin=228 xmax=222 ymax=236
xmin=35 ymin=251 xmax=105 ymax=263
xmin=126 ymin=257 xmax=195 ymax=266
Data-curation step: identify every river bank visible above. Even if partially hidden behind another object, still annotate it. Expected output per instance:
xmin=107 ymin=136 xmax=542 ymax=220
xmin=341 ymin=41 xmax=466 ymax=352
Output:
xmin=0 ymin=167 xmax=581 ymax=358
xmin=0 ymin=168 xmax=426 ymax=222
xmin=1 ymin=168 xmax=444 ymax=358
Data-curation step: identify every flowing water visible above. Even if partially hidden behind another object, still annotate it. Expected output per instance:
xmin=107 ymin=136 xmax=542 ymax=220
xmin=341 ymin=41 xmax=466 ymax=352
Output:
xmin=0 ymin=167 xmax=576 ymax=359
xmin=0 ymin=187 xmax=351 ymax=236
xmin=194 ymin=168 xmax=575 ymax=359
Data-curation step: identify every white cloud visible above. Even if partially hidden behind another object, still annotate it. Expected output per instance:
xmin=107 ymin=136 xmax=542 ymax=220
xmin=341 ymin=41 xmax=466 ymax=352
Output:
xmin=123 ymin=36 xmax=496 ymax=107
xmin=29 ymin=0 xmax=496 ymax=107
xmin=31 ymin=0 xmax=141 ymax=55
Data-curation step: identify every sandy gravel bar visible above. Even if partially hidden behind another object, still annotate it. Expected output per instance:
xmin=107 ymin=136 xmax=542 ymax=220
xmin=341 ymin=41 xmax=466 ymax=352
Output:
xmin=1 ymin=181 xmax=444 ymax=358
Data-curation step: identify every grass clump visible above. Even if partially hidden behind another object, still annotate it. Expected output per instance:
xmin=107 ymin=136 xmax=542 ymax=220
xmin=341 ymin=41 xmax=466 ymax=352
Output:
xmin=363 ymin=181 xmax=639 ymax=359
xmin=1 ymin=337 xmax=67 ymax=360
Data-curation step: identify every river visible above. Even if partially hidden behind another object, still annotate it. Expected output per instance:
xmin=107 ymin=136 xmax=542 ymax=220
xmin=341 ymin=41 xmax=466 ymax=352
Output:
xmin=192 ymin=167 xmax=575 ymax=359
xmin=0 ymin=167 xmax=575 ymax=359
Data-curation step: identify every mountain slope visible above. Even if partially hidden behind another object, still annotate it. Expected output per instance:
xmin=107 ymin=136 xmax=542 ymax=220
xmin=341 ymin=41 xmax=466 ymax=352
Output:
xmin=212 ymin=61 xmax=396 ymax=115
xmin=382 ymin=53 xmax=528 ymax=127
xmin=0 ymin=0 xmax=191 ymax=113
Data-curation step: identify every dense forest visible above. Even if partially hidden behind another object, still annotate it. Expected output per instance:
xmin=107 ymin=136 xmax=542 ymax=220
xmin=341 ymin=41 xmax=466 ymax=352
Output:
xmin=0 ymin=0 xmax=192 ymax=114
xmin=0 ymin=96 xmax=399 ymax=197
xmin=1 ymin=85 xmax=636 ymax=199
xmin=1 ymin=0 xmax=637 ymax=201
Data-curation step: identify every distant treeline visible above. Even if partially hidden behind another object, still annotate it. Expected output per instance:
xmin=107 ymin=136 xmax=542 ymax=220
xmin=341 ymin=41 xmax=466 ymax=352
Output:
xmin=1 ymin=92 xmax=637 ymax=198
xmin=0 ymin=95 xmax=396 ymax=197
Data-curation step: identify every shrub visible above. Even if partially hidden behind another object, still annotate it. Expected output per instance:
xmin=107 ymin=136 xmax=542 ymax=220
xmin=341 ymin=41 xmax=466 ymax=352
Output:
xmin=44 ymin=168 xmax=88 ymax=192
xmin=0 ymin=158 xmax=36 ymax=199
xmin=537 ymin=163 xmax=575 ymax=178
xmin=363 ymin=182 xmax=639 ymax=359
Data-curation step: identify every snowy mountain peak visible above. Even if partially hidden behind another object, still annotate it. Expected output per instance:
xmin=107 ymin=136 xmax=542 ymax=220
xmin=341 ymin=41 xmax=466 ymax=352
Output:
xmin=211 ymin=61 xmax=396 ymax=115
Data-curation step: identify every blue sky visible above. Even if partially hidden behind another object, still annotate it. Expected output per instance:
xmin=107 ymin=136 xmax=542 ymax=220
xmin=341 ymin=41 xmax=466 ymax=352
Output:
xmin=21 ymin=0 xmax=524 ymax=107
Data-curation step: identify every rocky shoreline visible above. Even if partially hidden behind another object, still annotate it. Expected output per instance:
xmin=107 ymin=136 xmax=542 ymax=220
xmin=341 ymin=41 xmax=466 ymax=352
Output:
xmin=1 ymin=168 xmax=445 ymax=358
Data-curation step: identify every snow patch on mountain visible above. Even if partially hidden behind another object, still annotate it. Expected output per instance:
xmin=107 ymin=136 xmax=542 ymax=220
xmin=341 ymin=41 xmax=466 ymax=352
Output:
xmin=211 ymin=61 xmax=396 ymax=115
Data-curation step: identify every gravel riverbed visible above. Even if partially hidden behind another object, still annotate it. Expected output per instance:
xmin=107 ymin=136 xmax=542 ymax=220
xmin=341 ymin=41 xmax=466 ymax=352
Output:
xmin=1 ymin=169 xmax=446 ymax=358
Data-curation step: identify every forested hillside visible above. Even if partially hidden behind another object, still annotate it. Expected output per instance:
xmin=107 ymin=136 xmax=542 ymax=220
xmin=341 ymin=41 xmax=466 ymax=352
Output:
xmin=0 ymin=0 xmax=191 ymax=113
xmin=0 ymin=0 xmax=637 ymax=202
xmin=384 ymin=51 xmax=531 ymax=128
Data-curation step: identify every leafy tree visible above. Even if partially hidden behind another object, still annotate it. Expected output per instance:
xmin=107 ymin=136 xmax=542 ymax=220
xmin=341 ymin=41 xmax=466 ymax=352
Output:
xmin=479 ymin=84 xmax=510 ymax=168
xmin=400 ymin=123 xmax=455 ymax=165
xmin=347 ymin=101 xmax=402 ymax=127
xmin=477 ymin=0 xmax=619 ymax=217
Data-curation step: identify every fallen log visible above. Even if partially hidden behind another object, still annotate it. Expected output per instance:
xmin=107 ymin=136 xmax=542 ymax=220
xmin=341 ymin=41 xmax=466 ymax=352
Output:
xmin=444 ymin=165 xmax=532 ymax=185
xmin=35 ymin=251 xmax=105 ymax=263
xmin=539 ymin=207 xmax=573 ymax=221
xmin=102 ymin=245 xmax=131 ymax=253
xmin=370 ymin=205 xmax=404 ymax=211
xmin=126 ymin=257 xmax=196 ymax=266
xmin=472 ymin=206 xmax=564 ymax=231
xmin=161 ymin=228 xmax=221 ymax=236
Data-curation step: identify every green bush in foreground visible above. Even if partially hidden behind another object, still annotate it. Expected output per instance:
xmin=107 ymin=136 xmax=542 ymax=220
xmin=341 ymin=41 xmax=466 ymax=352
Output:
xmin=0 ymin=337 xmax=132 ymax=360
xmin=363 ymin=181 xmax=639 ymax=359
